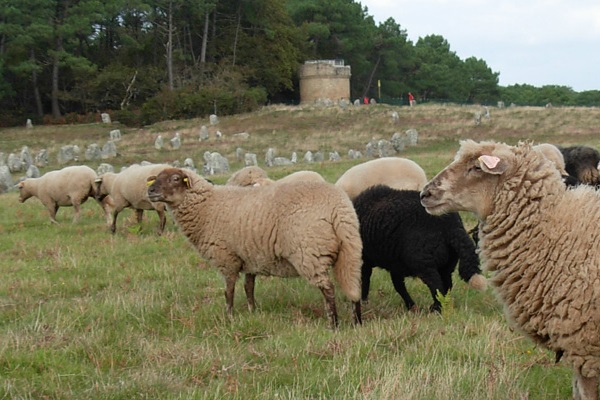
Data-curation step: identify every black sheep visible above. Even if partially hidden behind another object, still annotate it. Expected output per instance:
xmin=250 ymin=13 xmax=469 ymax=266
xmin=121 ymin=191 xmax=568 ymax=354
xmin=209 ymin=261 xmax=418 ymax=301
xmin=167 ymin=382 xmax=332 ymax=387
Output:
xmin=353 ymin=186 xmax=486 ymax=312
xmin=559 ymin=145 xmax=600 ymax=187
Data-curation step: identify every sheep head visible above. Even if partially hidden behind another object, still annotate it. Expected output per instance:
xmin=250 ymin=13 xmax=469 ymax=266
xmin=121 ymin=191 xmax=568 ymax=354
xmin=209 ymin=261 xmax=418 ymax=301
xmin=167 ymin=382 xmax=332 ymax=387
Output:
xmin=147 ymin=168 xmax=192 ymax=207
xmin=17 ymin=180 xmax=31 ymax=203
xmin=420 ymin=140 xmax=515 ymax=220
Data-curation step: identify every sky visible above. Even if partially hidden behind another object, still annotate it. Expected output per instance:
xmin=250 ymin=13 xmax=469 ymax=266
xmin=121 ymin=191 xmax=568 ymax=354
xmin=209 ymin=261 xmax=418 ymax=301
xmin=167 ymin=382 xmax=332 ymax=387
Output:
xmin=359 ymin=0 xmax=600 ymax=92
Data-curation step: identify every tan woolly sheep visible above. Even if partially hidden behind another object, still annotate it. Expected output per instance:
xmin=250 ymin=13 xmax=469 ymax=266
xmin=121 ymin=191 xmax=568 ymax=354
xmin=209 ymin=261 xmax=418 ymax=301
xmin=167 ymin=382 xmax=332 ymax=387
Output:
xmin=335 ymin=157 xmax=427 ymax=200
xmin=420 ymin=140 xmax=600 ymax=400
xmin=95 ymin=163 xmax=171 ymax=234
xmin=147 ymin=167 xmax=363 ymax=328
xmin=225 ymin=166 xmax=269 ymax=187
xmin=533 ymin=143 xmax=568 ymax=175
xmin=17 ymin=165 xmax=102 ymax=223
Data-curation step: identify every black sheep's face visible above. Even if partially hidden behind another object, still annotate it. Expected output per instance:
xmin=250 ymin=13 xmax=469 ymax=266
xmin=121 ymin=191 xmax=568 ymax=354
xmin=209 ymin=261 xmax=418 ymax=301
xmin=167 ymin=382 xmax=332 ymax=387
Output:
xmin=147 ymin=168 xmax=191 ymax=206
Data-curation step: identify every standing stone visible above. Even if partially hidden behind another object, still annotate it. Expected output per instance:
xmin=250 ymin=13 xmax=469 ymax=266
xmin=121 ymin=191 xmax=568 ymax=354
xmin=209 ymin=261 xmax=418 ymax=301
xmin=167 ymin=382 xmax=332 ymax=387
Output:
xmin=404 ymin=128 xmax=419 ymax=146
xmin=233 ymin=132 xmax=250 ymax=140
xmin=353 ymin=99 xmax=361 ymax=106
xmin=236 ymin=147 xmax=245 ymax=161
xmin=313 ymin=151 xmax=324 ymax=162
xmin=170 ymin=132 xmax=181 ymax=149
xmin=109 ymin=129 xmax=122 ymax=141
xmin=291 ymin=152 xmax=298 ymax=164
xmin=273 ymin=157 xmax=292 ymax=166
xmin=244 ymin=153 xmax=258 ymax=167
xmin=199 ymin=125 xmax=209 ymax=141
xmin=35 ymin=149 xmax=49 ymax=167
xmin=0 ymin=152 xmax=5 ymax=166
xmin=154 ymin=135 xmax=164 ymax=150
xmin=215 ymin=130 xmax=223 ymax=140
xmin=102 ymin=141 xmax=117 ymax=159
xmin=303 ymin=151 xmax=314 ymax=163
xmin=474 ymin=112 xmax=482 ymax=126
xmin=20 ymin=146 xmax=33 ymax=170
xmin=377 ymin=140 xmax=396 ymax=157
xmin=26 ymin=165 xmax=40 ymax=178
xmin=391 ymin=132 xmax=405 ymax=152
xmin=97 ymin=163 xmax=114 ymax=175
xmin=26 ymin=119 xmax=33 ymax=129
xmin=348 ymin=149 xmax=362 ymax=159
xmin=265 ymin=148 xmax=275 ymax=167
xmin=184 ymin=157 xmax=196 ymax=171
xmin=329 ymin=151 xmax=341 ymax=162
xmin=7 ymin=153 xmax=23 ymax=172
xmin=203 ymin=152 xmax=229 ymax=175
xmin=101 ymin=113 xmax=111 ymax=124
xmin=209 ymin=114 xmax=219 ymax=125
xmin=86 ymin=144 xmax=102 ymax=161
xmin=365 ymin=141 xmax=376 ymax=158
xmin=0 ymin=166 xmax=13 ymax=194
xmin=391 ymin=111 xmax=399 ymax=124
xmin=57 ymin=145 xmax=80 ymax=164
xmin=497 ymin=101 xmax=505 ymax=108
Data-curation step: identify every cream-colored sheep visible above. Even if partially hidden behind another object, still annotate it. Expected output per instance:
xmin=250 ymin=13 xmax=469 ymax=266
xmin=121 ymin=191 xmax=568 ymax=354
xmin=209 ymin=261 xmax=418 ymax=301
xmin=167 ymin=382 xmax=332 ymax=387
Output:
xmin=335 ymin=157 xmax=428 ymax=200
xmin=227 ymin=166 xmax=326 ymax=187
xmin=420 ymin=140 xmax=600 ymax=400
xmin=225 ymin=166 xmax=269 ymax=187
xmin=17 ymin=165 xmax=101 ymax=223
xmin=96 ymin=163 xmax=170 ymax=234
xmin=533 ymin=143 xmax=568 ymax=175
xmin=147 ymin=168 xmax=363 ymax=328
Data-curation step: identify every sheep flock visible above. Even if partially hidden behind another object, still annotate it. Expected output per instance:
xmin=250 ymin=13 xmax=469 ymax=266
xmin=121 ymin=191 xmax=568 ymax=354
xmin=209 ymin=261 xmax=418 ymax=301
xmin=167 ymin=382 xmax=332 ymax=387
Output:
xmin=8 ymin=133 xmax=600 ymax=398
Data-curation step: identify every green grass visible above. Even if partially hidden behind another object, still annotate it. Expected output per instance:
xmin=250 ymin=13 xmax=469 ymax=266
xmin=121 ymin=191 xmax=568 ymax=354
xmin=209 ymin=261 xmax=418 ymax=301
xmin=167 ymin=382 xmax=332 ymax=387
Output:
xmin=2 ymin=103 xmax=598 ymax=399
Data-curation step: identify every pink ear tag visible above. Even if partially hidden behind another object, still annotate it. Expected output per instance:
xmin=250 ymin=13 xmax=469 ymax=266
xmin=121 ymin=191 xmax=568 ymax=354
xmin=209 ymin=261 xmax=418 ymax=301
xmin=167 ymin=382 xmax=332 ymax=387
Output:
xmin=479 ymin=155 xmax=500 ymax=169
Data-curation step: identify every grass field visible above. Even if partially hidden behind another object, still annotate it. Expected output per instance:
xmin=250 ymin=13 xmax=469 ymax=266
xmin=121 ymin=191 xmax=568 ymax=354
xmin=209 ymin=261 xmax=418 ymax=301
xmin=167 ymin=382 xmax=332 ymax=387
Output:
xmin=1 ymin=103 xmax=599 ymax=399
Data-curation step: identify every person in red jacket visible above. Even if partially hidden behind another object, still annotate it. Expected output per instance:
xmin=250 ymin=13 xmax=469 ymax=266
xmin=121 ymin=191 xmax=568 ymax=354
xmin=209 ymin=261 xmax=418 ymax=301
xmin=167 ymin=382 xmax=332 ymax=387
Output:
xmin=408 ymin=92 xmax=415 ymax=107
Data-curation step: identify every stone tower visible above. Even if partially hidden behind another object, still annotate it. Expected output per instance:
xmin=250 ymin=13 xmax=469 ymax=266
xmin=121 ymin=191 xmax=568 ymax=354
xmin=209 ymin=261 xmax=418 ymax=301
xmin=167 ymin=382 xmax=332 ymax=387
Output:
xmin=299 ymin=60 xmax=351 ymax=104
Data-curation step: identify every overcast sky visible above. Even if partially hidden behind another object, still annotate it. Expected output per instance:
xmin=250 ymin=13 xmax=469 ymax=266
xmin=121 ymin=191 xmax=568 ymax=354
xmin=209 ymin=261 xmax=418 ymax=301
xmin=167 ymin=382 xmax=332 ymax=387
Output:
xmin=359 ymin=0 xmax=600 ymax=92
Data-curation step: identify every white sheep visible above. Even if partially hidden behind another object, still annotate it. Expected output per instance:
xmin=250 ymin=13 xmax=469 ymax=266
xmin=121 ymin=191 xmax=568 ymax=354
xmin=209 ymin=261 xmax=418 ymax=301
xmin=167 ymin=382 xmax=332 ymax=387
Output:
xmin=225 ymin=166 xmax=269 ymax=187
xmin=420 ymin=139 xmax=600 ymax=400
xmin=96 ymin=163 xmax=171 ymax=234
xmin=335 ymin=157 xmax=428 ymax=200
xmin=533 ymin=143 xmax=568 ymax=175
xmin=227 ymin=166 xmax=325 ymax=187
xmin=17 ymin=165 xmax=101 ymax=223
xmin=147 ymin=167 xmax=363 ymax=328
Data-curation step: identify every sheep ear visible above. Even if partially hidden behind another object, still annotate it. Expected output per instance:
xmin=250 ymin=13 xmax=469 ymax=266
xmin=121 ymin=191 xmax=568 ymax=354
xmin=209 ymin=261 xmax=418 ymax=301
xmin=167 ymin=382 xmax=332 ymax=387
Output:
xmin=146 ymin=176 xmax=156 ymax=187
xmin=478 ymin=155 xmax=507 ymax=175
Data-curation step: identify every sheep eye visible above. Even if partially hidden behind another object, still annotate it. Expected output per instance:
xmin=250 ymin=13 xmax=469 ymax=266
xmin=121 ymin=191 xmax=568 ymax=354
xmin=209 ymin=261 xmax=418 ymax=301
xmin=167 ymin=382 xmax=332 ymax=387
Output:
xmin=469 ymin=165 xmax=482 ymax=174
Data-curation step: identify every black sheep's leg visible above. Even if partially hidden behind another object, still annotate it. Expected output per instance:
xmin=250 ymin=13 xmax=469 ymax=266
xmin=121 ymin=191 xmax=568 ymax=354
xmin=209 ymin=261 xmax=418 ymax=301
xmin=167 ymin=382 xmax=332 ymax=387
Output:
xmin=420 ymin=272 xmax=447 ymax=313
xmin=390 ymin=272 xmax=416 ymax=311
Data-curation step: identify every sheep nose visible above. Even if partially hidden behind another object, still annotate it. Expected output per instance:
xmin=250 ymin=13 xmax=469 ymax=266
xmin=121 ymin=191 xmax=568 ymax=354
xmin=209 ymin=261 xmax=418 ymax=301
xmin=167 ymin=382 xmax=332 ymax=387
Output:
xmin=419 ymin=188 xmax=430 ymax=200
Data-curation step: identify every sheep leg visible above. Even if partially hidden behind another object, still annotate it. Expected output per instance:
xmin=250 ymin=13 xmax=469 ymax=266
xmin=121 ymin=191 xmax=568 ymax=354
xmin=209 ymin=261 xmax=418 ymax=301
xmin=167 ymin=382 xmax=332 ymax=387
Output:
xmin=72 ymin=202 xmax=81 ymax=223
xmin=573 ymin=370 xmax=598 ymax=400
xmin=361 ymin=264 xmax=374 ymax=303
xmin=135 ymin=209 xmax=144 ymax=224
xmin=110 ymin=211 xmax=119 ymax=234
xmin=420 ymin=272 xmax=447 ymax=313
xmin=244 ymin=273 xmax=256 ymax=312
xmin=319 ymin=283 xmax=339 ymax=329
xmin=156 ymin=208 xmax=167 ymax=235
xmin=47 ymin=203 xmax=59 ymax=224
xmin=390 ymin=272 xmax=416 ymax=311
xmin=224 ymin=273 xmax=238 ymax=317
xmin=352 ymin=301 xmax=362 ymax=325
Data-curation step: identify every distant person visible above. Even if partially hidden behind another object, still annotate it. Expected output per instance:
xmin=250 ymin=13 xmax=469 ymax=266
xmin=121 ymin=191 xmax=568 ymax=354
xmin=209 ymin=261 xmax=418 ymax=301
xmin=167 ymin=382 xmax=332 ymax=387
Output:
xmin=408 ymin=92 xmax=415 ymax=107
xmin=363 ymin=96 xmax=369 ymax=105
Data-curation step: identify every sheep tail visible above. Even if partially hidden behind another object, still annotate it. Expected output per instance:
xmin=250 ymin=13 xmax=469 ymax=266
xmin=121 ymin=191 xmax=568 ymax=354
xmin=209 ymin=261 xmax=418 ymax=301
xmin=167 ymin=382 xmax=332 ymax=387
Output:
xmin=332 ymin=208 xmax=363 ymax=302
xmin=451 ymin=225 xmax=487 ymax=291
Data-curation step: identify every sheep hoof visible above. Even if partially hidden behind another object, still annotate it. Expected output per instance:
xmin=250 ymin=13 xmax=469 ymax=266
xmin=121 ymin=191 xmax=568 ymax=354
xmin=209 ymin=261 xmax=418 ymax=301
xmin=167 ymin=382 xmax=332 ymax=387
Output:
xmin=469 ymin=274 xmax=487 ymax=291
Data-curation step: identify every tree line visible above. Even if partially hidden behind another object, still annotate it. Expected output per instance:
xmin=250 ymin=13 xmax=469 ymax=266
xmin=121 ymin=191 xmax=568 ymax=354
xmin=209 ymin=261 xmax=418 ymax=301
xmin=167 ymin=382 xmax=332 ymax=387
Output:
xmin=1 ymin=0 xmax=599 ymax=127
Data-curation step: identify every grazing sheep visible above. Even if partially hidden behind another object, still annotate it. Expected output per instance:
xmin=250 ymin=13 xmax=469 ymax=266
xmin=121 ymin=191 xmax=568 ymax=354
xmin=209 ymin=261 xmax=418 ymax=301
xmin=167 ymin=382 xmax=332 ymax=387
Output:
xmin=533 ymin=143 xmax=568 ymax=176
xmin=226 ymin=166 xmax=269 ymax=187
xmin=227 ymin=167 xmax=325 ymax=187
xmin=17 ymin=165 xmax=100 ymax=223
xmin=96 ymin=163 xmax=170 ymax=234
xmin=353 ymin=185 xmax=486 ymax=312
xmin=559 ymin=145 xmax=600 ymax=186
xmin=335 ymin=157 xmax=427 ymax=200
xmin=147 ymin=167 xmax=363 ymax=328
xmin=420 ymin=139 xmax=600 ymax=400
